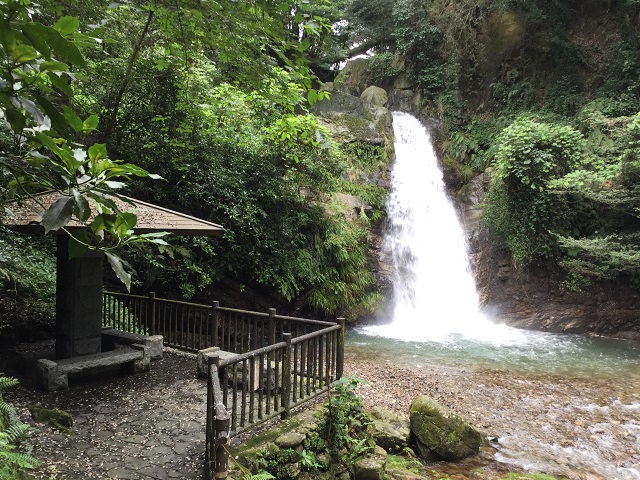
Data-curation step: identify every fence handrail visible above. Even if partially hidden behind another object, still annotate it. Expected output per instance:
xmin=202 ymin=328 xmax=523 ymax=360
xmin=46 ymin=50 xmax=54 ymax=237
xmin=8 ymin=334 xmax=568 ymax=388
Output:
xmin=217 ymin=341 xmax=288 ymax=368
xmin=274 ymin=314 xmax=335 ymax=327
xmin=215 ymin=306 xmax=270 ymax=318
xmin=290 ymin=324 xmax=341 ymax=345
xmin=104 ymin=291 xmax=148 ymax=301
xmin=154 ymin=297 xmax=214 ymax=309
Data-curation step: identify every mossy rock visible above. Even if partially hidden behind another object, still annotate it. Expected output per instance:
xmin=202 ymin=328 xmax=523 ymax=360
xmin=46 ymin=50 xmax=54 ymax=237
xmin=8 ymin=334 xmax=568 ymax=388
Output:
xmin=484 ymin=10 xmax=525 ymax=57
xmin=334 ymin=58 xmax=373 ymax=96
xmin=28 ymin=404 xmax=73 ymax=433
xmin=368 ymin=407 xmax=411 ymax=454
xmin=361 ymin=86 xmax=388 ymax=107
xmin=409 ymin=395 xmax=483 ymax=461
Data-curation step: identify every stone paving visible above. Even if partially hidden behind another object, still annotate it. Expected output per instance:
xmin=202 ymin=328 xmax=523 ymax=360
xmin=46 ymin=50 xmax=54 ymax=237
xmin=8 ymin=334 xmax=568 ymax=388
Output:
xmin=6 ymin=350 xmax=207 ymax=480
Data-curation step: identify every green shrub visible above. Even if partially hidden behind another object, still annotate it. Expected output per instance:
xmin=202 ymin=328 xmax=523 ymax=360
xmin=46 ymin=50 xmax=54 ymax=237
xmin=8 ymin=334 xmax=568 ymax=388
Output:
xmin=485 ymin=116 xmax=584 ymax=265
xmin=0 ymin=227 xmax=55 ymax=302
xmin=313 ymin=377 xmax=373 ymax=469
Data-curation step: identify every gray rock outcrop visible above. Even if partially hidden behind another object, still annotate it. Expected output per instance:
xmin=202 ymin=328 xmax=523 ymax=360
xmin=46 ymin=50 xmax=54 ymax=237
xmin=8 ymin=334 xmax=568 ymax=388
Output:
xmin=312 ymin=91 xmax=392 ymax=145
xmin=409 ymin=395 xmax=483 ymax=461
xmin=354 ymin=445 xmax=387 ymax=480
xmin=368 ymin=406 xmax=410 ymax=454
xmin=361 ymin=86 xmax=388 ymax=107
xmin=457 ymin=171 xmax=640 ymax=341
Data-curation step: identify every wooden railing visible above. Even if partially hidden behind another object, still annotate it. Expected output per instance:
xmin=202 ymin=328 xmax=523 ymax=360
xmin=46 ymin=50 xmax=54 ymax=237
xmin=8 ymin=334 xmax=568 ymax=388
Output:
xmin=102 ymin=291 xmax=345 ymax=480
xmin=206 ymin=321 xmax=344 ymax=479
xmin=102 ymin=292 xmax=341 ymax=354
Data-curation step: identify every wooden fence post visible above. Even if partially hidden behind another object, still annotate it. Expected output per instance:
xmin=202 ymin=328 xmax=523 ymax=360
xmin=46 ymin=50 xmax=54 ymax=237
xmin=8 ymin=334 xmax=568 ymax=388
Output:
xmin=215 ymin=410 xmax=230 ymax=479
xmin=268 ymin=308 xmax=276 ymax=346
xmin=336 ymin=318 xmax=345 ymax=380
xmin=207 ymin=353 xmax=230 ymax=479
xmin=281 ymin=332 xmax=292 ymax=419
xmin=206 ymin=354 xmax=215 ymax=479
xmin=212 ymin=301 xmax=219 ymax=348
xmin=148 ymin=292 xmax=156 ymax=336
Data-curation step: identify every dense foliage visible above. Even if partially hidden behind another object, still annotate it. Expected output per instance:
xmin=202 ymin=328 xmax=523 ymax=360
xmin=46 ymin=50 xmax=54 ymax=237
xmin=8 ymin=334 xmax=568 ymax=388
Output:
xmin=6 ymin=0 xmax=640 ymax=321
xmin=1 ymin=0 xmax=385 ymax=321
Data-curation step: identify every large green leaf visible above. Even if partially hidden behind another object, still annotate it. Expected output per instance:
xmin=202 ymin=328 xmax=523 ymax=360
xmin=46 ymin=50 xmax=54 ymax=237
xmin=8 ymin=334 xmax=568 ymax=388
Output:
xmin=82 ymin=114 xmax=99 ymax=132
xmin=33 ymin=94 xmax=71 ymax=140
xmin=40 ymin=60 xmax=69 ymax=73
xmin=113 ymin=211 xmax=137 ymax=237
xmin=22 ymin=23 xmax=51 ymax=59
xmin=0 ymin=17 xmax=16 ymax=54
xmin=29 ymin=22 xmax=85 ymax=67
xmin=11 ymin=44 xmax=38 ymax=63
xmin=41 ymin=196 xmax=74 ymax=233
xmin=47 ymin=72 xmax=74 ymax=98
xmin=62 ymin=106 xmax=83 ymax=133
xmin=72 ymin=188 xmax=91 ymax=222
xmin=4 ymin=105 xmax=26 ymax=133
xmin=105 ymin=252 xmax=132 ymax=291
xmin=68 ymin=229 xmax=90 ymax=258
xmin=53 ymin=16 xmax=80 ymax=36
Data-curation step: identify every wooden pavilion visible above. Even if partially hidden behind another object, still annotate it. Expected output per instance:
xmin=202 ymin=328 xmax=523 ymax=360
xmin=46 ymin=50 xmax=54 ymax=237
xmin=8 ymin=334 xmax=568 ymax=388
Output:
xmin=2 ymin=192 xmax=223 ymax=386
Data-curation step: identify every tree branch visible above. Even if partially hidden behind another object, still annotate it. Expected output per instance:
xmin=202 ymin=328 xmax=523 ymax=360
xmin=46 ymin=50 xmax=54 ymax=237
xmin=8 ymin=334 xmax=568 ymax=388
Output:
xmin=102 ymin=9 xmax=155 ymax=142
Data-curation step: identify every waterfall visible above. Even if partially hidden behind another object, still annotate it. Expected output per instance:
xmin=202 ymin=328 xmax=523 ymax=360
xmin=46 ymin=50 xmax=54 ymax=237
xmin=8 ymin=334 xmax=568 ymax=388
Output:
xmin=363 ymin=112 xmax=521 ymax=343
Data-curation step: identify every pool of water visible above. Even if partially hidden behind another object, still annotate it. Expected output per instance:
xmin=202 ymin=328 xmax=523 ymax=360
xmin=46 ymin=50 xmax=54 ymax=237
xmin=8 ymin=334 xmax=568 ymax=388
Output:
xmin=348 ymin=327 xmax=640 ymax=377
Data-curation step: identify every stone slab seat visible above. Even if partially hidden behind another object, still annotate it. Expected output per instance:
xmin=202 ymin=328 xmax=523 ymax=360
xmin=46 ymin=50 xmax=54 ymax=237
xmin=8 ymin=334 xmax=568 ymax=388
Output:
xmin=37 ymin=344 xmax=150 ymax=391
xmin=101 ymin=326 xmax=163 ymax=360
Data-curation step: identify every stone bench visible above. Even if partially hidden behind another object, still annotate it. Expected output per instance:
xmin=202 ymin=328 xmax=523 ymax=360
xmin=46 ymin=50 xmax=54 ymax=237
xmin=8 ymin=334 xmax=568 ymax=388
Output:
xmin=37 ymin=344 xmax=150 ymax=391
xmin=101 ymin=327 xmax=163 ymax=360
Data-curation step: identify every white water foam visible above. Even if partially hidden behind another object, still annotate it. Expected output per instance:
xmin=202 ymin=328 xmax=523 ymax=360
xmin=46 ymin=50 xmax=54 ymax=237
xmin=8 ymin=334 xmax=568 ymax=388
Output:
xmin=362 ymin=112 xmax=523 ymax=344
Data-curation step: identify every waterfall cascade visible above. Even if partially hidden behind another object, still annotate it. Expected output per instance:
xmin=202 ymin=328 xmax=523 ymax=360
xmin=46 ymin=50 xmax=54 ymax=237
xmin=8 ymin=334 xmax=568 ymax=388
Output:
xmin=363 ymin=112 xmax=520 ymax=343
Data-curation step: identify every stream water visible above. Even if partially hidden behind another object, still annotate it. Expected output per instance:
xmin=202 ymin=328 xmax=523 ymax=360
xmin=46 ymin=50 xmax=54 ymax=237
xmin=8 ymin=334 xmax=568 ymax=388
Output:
xmin=353 ymin=112 xmax=640 ymax=479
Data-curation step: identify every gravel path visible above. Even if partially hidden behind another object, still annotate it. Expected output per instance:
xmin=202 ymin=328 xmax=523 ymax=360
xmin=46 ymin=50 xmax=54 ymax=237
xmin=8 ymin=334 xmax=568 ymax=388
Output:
xmin=3 ymin=348 xmax=639 ymax=480
xmin=5 ymin=350 xmax=206 ymax=480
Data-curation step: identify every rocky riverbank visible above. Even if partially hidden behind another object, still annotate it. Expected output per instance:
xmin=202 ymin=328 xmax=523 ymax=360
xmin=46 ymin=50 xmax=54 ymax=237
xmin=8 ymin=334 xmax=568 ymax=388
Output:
xmin=344 ymin=349 xmax=640 ymax=480
xmin=3 ymin=347 xmax=638 ymax=479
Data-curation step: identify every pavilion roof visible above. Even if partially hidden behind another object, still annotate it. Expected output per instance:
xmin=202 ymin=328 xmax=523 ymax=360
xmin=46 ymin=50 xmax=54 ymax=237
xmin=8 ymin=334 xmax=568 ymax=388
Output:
xmin=1 ymin=191 xmax=224 ymax=236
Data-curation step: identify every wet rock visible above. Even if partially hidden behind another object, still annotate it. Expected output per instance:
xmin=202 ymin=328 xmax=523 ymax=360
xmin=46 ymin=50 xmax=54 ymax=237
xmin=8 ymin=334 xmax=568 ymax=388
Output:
xmin=275 ymin=432 xmax=306 ymax=449
xmin=354 ymin=445 xmax=387 ymax=480
xmin=368 ymin=406 xmax=411 ymax=453
xmin=409 ymin=395 xmax=483 ymax=461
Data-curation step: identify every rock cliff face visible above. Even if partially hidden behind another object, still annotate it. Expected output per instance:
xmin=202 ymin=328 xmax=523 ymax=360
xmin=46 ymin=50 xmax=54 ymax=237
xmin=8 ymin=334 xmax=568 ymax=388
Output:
xmin=458 ymin=173 xmax=640 ymax=342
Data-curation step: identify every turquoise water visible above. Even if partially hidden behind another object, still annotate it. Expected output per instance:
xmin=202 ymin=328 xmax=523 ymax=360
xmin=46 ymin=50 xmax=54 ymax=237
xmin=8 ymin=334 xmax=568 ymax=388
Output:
xmin=348 ymin=327 xmax=640 ymax=377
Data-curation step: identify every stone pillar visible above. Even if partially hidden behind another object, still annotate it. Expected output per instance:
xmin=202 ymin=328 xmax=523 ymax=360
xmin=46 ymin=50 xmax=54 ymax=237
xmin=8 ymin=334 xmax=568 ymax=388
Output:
xmin=55 ymin=235 xmax=104 ymax=359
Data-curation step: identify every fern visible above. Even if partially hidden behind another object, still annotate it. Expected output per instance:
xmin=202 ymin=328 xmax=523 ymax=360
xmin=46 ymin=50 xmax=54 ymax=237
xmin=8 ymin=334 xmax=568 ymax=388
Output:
xmin=0 ymin=377 xmax=18 ymax=390
xmin=0 ymin=375 xmax=39 ymax=476
xmin=0 ymin=432 xmax=38 ymax=470
xmin=242 ymin=472 xmax=275 ymax=480
xmin=4 ymin=423 xmax=29 ymax=444
xmin=0 ymin=401 xmax=16 ymax=418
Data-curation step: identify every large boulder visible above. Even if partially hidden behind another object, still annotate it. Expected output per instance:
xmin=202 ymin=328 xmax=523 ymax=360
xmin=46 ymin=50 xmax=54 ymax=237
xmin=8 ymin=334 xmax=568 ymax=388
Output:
xmin=368 ymin=406 xmax=411 ymax=454
xmin=409 ymin=395 xmax=483 ymax=461
xmin=311 ymin=91 xmax=392 ymax=145
xmin=361 ymin=86 xmax=388 ymax=107
xmin=333 ymin=58 xmax=372 ymax=96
